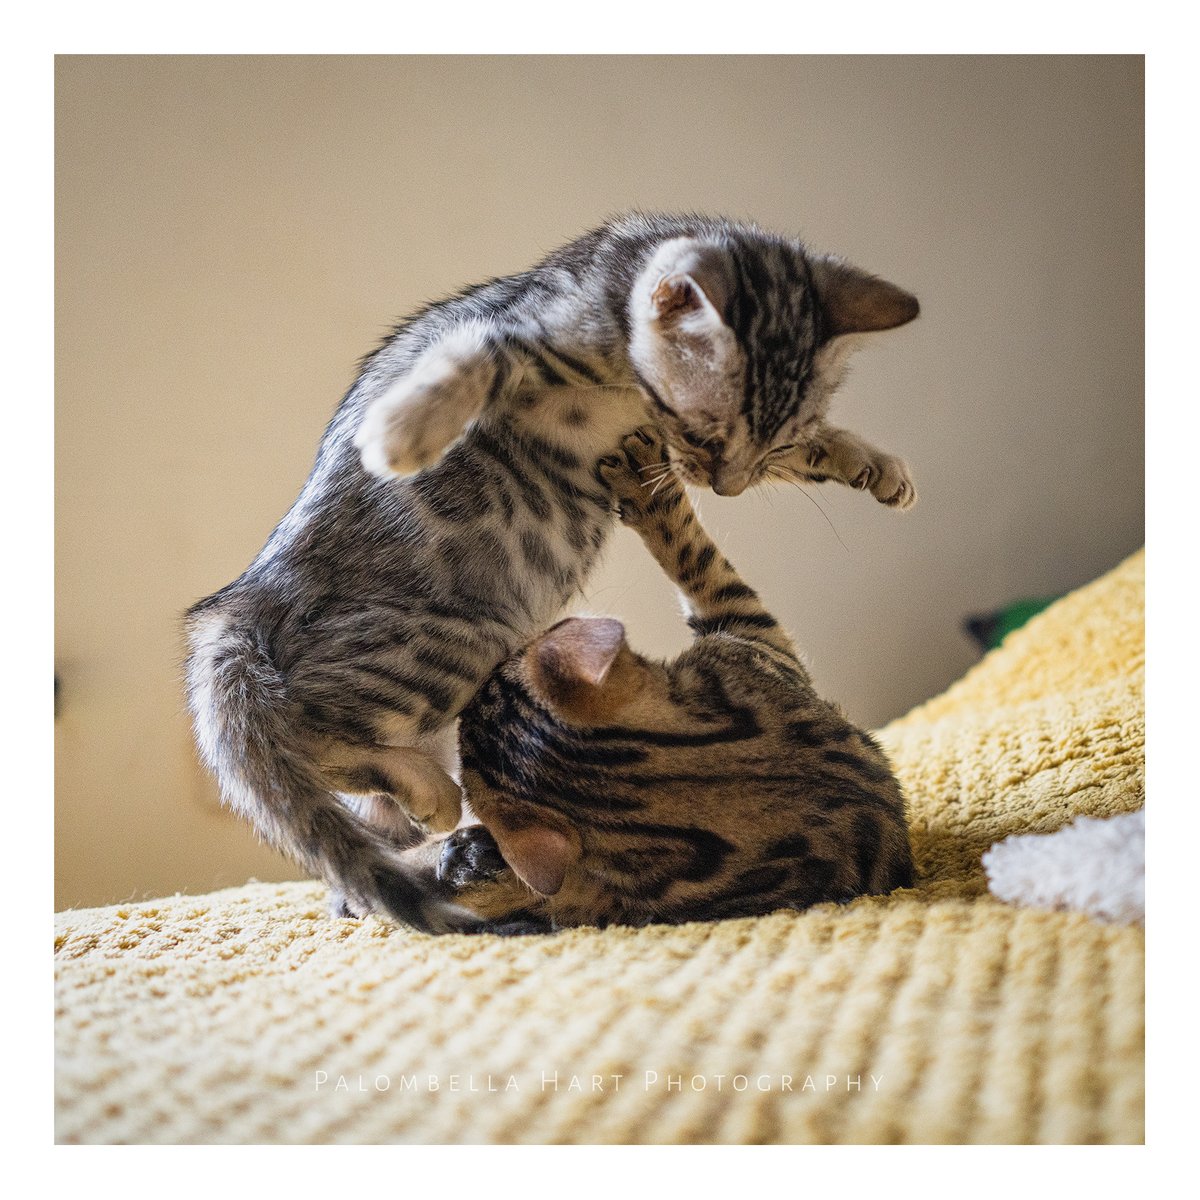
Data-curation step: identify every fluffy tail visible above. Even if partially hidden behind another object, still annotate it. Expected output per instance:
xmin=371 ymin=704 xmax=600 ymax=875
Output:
xmin=185 ymin=615 xmax=476 ymax=933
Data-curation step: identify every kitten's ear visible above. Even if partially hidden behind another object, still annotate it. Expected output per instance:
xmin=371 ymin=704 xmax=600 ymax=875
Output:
xmin=811 ymin=256 xmax=920 ymax=336
xmin=532 ymin=617 xmax=627 ymax=700
xmin=645 ymin=240 xmax=733 ymax=329
xmin=489 ymin=818 xmax=580 ymax=897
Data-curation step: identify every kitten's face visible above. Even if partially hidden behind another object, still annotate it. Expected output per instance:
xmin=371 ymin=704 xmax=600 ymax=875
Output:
xmin=627 ymin=236 xmax=918 ymax=496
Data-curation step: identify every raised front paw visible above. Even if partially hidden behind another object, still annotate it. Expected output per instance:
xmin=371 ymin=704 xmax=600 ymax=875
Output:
xmin=597 ymin=426 xmax=683 ymax=527
xmin=857 ymin=452 xmax=917 ymax=510
xmin=808 ymin=441 xmax=917 ymax=510
xmin=353 ymin=330 xmax=493 ymax=479
xmin=354 ymin=380 xmax=469 ymax=479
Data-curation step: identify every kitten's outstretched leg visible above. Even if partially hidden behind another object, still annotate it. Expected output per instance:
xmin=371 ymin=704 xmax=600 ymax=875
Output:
xmin=355 ymin=323 xmax=507 ymax=478
xmin=777 ymin=426 xmax=916 ymax=510
xmin=325 ymin=744 xmax=464 ymax=834
xmin=599 ymin=428 xmax=798 ymax=659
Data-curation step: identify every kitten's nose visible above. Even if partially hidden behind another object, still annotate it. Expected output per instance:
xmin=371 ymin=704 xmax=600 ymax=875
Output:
xmin=711 ymin=463 xmax=750 ymax=497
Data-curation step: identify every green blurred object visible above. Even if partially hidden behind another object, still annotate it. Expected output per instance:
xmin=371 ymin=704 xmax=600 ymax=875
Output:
xmin=964 ymin=597 xmax=1061 ymax=652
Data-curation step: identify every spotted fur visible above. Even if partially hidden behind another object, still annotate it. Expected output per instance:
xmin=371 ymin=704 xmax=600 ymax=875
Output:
xmin=184 ymin=213 xmax=918 ymax=928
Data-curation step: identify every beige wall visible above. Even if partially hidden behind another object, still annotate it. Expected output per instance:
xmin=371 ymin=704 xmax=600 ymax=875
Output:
xmin=55 ymin=55 xmax=1144 ymax=909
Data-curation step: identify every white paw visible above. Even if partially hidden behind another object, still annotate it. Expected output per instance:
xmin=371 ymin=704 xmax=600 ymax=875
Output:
xmin=354 ymin=331 xmax=490 ymax=479
xmin=873 ymin=455 xmax=917 ymax=510
xmin=354 ymin=375 xmax=476 ymax=479
xmin=354 ymin=387 xmax=435 ymax=479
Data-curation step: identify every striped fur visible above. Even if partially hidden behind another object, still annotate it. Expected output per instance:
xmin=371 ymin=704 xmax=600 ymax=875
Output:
xmin=184 ymin=213 xmax=918 ymax=927
xmin=428 ymin=428 xmax=915 ymax=932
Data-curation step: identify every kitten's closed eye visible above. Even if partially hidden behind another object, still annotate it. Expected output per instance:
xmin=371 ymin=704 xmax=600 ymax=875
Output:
xmin=680 ymin=429 xmax=724 ymax=453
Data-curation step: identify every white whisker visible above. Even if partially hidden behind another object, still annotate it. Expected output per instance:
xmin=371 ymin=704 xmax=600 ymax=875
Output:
xmin=765 ymin=466 xmax=849 ymax=552
xmin=639 ymin=467 xmax=672 ymax=491
xmin=648 ymin=470 xmax=676 ymax=499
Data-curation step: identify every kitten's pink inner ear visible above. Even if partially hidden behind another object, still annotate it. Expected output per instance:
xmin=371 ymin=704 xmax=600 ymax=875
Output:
xmin=651 ymin=245 xmax=731 ymax=325
xmin=652 ymin=275 xmax=701 ymax=319
xmin=537 ymin=617 xmax=626 ymax=689
xmin=812 ymin=257 xmax=920 ymax=336
xmin=490 ymin=824 xmax=578 ymax=897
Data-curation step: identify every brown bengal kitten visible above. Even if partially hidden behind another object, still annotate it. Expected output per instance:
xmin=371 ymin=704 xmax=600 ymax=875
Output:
xmin=399 ymin=427 xmax=915 ymax=933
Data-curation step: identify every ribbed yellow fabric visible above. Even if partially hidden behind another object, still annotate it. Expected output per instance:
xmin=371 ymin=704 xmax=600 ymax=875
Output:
xmin=54 ymin=551 xmax=1145 ymax=1143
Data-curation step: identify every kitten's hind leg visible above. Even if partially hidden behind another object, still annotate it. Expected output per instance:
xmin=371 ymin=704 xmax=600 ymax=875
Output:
xmin=341 ymin=792 xmax=427 ymax=848
xmin=355 ymin=323 xmax=507 ymax=478
xmin=780 ymin=426 xmax=916 ymax=510
xmin=328 ymin=745 xmax=464 ymax=835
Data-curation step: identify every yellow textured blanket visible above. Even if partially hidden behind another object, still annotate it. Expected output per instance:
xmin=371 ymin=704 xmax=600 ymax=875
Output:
xmin=54 ymin=552 xmax=1145 ymax=1144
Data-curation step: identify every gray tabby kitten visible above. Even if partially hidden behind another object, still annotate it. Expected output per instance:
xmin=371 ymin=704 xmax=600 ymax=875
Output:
xmin=184 ymin=212 xmax=919 ymax=928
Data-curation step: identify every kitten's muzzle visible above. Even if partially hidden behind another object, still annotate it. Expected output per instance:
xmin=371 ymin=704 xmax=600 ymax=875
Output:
xmin=668 ymin=445 xmax=751 ymax=496
xmin=710 ymin=462 xmax=753 ymax=497
xmin=438 ymin=825 xmax=509 ymax=890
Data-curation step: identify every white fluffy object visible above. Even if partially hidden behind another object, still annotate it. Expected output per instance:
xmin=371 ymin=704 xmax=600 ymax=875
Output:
xmin=983 ymin=808 xmax=1145 ymax=924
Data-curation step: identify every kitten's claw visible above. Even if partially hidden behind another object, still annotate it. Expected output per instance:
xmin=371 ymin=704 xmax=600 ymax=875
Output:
xmin=795 ymin=433 xmax=917 ymax=511
xmin=841 ymin=451 xmax=916 ymax=510
xmin=871 ymin=456 xmax=917 ymax=510
xmin=598 ymin=427 xmax=681 ymax=527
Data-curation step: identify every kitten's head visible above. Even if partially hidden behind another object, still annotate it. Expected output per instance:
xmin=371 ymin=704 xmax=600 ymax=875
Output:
xmin=457 ymin=616 xmax=784 ymax=902
xmin=456 ymin=615 xmax=910 ymax=924
xmin=627 ymin=235 xmax=918 ymax=495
